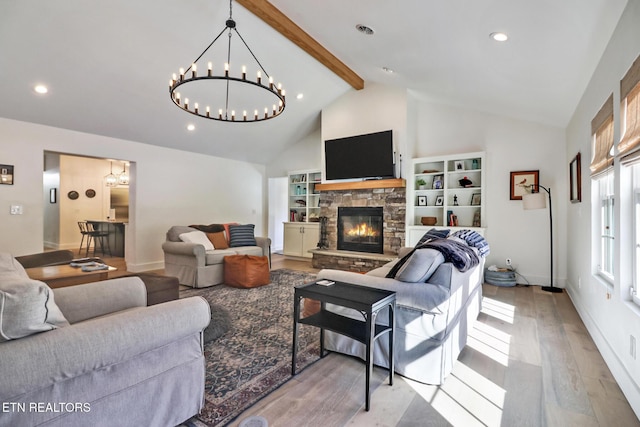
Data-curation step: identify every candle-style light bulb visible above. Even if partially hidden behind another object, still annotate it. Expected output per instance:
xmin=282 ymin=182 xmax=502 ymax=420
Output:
xmin=254 ymin=109 xmax=258 ymax=120
xmin=231 ymin=110 xmax=235 ymax=121
xmin=219 ymin=109 xmax=223 ymax=120
xmin=194 ymin=102 xmax=199 ymax=114
xmin=243 ymin=110 xmax=247 ymax=121
xmin=207 ymin=62 xmax=212 ymax=77
xmin=184 ymin=98 xmax=189 ymax=110
xmin=242 ymin=65 xmax=246 ymax=80
xmin=224 ymin=62 xmax=229 ymax=77
xmin=192 ymin=63 xmax=197 ymax=78
xmin=206 ymin=106 xmax=210 ymax=117
xmin=264 ymin=107 xmax=268 ymax=119
xmin=269 ymin=76 xmax=274 ymax=89
xmin=176 ymin=92 xmax=181 ymax=105
xmin=272 ymin=104 xmax=276 ymax=115
xmin=169 ymin=79 xmax=173 ymax=88
xmin=179 ymin=68 xmax=185 ymax=81
xmin=257 ymin=70 xmax=262 ymax=84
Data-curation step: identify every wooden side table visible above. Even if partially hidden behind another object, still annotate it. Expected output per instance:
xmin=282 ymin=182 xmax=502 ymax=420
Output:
xmin=26 ymin=264 xmax=117 ymax=289
xmin=292 ymin=280 xmax=396 ymax=411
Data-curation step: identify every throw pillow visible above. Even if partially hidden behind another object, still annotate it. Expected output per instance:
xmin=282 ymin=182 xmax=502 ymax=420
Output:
xmin=223 ymin=223 xmax=239 ymax=244
xmin=190 ymin=223 xmax=225 ymax=233
xmin=207 ymin=231 xmax=229 ymax=249
xmin=0 ymin=277 xmax=69 ymax=342
xmin=228 ymin=224 xmax=257 ymax=247
xmin=395 ymin=248 xmax=445 ymax=282
xmin=415 ymin=228 xmax=450 ymax=247
xmin=179 ymin=230 xmax=215 ymax=251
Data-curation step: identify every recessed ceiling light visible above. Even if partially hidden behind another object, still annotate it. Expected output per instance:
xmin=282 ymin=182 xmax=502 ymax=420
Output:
xmin=187 ymin=124 xmax=195 ymax=131
xmin=356 ymin=24 xmax=374 ymax=35
xmin=296 ymin=93 xmax=304 ymax=100
xmin=490 ymin=32 xmax=509 ymax=42
xmin=34 ymin=85 xmax=48 ymax=94
xmin=382 ymin=67 xmax=394 ymax=74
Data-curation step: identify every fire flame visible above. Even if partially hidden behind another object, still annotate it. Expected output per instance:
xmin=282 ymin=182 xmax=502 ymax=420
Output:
xmin=346 ymin=223 xmax=380 ymax=237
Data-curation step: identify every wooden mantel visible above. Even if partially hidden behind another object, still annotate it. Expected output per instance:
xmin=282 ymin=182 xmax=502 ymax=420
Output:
xmin=315 ymin=178 xmax=406 ymax=191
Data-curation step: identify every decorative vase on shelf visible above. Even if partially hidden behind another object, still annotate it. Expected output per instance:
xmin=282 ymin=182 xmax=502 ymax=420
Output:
xmin=472 ymin=159 xmax=479 ymax=169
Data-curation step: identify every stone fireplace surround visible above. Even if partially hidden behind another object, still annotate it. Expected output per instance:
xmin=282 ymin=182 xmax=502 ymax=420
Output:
xmin=311 ymin=179 xmax=406 ymax=272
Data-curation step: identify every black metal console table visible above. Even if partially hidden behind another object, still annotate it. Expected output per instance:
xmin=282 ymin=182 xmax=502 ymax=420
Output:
xmin=292 ymin=280 xmax=396 ymax=411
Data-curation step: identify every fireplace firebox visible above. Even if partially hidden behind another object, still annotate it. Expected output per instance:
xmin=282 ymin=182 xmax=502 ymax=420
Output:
xmin=337 ymin=207 xmax=384 ymax=254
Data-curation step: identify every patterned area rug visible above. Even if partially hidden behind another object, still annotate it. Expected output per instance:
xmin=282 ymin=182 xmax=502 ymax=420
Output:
xmin=181 ymin=269 xmax=320 ymax=427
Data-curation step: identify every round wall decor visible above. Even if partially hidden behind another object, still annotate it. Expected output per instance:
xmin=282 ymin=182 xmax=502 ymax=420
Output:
xmin=85 ymin=189 xmax=96 ymax=198
xmin=67 ymin=190 xmax=79 ymax=200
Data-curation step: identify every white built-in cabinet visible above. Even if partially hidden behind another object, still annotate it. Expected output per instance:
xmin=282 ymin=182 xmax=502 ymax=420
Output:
xmin=283 ymin=222 xmax=320 ymax=258
xmin=284 ymin=169 xmax=321 ymax=258
xmin=406 ymin=152 xmax=486 ymax=246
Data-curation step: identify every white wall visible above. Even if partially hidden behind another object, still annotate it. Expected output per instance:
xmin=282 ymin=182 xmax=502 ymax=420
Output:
xmin=566 ymin=0 xmax=640 ymax=416
xmin=410 ymin=98 xmax=567 ymax=285
xmin=0 ymin=118 xmax=266 ymax=271
xmin=266 ymin=129 xmax=322 ymax=178
xmin=321 ymin=83 xmax=408 ymax=182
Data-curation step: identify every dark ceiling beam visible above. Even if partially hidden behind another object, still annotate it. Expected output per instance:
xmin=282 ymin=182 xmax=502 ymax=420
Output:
xmin=236 ymin=0 xmax=364 ymax=90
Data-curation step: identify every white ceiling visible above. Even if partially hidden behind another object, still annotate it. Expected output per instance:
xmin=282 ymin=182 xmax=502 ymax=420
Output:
xmin=0 ymin=0 xmax=628 ymax=164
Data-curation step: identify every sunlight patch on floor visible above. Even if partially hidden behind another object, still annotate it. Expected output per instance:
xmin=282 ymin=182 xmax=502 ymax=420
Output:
xmin=481 ymin=296 xmax=515 ymax=324
xmin=405 ymin=367 xmax=505 ymax=427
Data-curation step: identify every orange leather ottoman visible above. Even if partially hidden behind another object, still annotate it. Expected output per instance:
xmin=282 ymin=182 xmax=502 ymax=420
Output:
xmin=224 ymin=255 xmax=270 ymax=288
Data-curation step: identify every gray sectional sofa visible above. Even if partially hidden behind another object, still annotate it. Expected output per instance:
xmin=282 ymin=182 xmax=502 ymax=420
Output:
xmin=162 ymin=225 xmax=271 ymax=288
xmin=0 ymin=253 xmax=210 ymax=427
xmin=316 ymin=234 xmax=486 ymax=385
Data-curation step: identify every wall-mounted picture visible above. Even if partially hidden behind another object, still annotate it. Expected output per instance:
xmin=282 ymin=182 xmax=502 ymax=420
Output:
xmin=569 ymin=152 xmax=582 ymax=203
xmin=417 ymin=195 xmax=427 ymax=206
xmin=435 ymin=195 xmax=444 ymax=206
xmin=454 ymin=160 xmax=465 ymax=171
xmin=50 ymin=188 xmax=57 ymax=204
xmin=432 ymin=174 xmax=444 ymax=189
xmin=510 ymin=170 xmax=539 ymax=200
xmin=471 ymin=193 xmax=481 ymax=206
xmin=0 ymin=164 xmax=14 ymax=185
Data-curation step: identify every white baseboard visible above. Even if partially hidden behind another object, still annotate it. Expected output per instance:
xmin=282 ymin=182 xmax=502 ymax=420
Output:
xmin=566 ymin=284 xmax=640 ymax=420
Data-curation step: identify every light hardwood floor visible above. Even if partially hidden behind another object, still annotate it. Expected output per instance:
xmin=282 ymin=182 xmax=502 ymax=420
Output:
xmin=103 ymin=253 xmax=640 ymax=426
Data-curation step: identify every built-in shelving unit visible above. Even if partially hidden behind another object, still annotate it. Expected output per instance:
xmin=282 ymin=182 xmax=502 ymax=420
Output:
xmin=284 ymin=169 xmax=322 ymax=258
xmin=406 ymin=152 xmax=485 ymax=246
xmin=287 ymin=169 xmax=321 ymax=223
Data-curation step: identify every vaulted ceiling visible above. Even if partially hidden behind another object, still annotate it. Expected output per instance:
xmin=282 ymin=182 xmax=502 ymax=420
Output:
xmin=0 ymin=0 xmax=628 ymax=164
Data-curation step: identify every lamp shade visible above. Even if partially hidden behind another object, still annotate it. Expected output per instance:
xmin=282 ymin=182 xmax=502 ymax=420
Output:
xmin=522 ymin=192 xmax=546 ymax=210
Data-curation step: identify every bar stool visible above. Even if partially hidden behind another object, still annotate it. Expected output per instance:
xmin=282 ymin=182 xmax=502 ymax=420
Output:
xmin=86 ymin=221 xmax=112 ymax=257
xmin=77 ymin=221 xmax=93 ymax=256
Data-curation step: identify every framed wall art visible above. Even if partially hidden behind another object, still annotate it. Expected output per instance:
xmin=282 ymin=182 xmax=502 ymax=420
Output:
xmin=417 ymin=195 xmax=427 ymax=206
xmin=435 ymin=195 xmax=444 ymax=206
xmin=569 ymin=152 xmax=582 ymax=203
xmin=471 ymin=193 xmax=481 ymax=206
xmin=0 ymin=164 xmax=14 ymax=185
xmin=510 ymin=170 xmax=539 ymax=200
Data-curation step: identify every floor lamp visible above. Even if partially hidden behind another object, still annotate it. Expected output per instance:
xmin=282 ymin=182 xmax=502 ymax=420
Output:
xmin=522 ymin=184 xmax=563 ymax=293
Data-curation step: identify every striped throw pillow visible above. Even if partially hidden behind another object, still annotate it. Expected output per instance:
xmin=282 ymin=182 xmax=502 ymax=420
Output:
xmin=229 ymin=224 xmax=257 ymax=247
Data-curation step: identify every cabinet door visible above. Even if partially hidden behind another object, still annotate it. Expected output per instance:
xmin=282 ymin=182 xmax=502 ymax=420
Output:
xmin=301 ymin=224 xmax=320 ymax=258
xmin=283 ymin=224 xmax=303 ymax=256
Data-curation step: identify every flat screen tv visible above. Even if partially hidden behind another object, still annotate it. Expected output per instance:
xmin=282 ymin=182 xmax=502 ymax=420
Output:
xmin=324 ymin=130 xmax=394 ymax=180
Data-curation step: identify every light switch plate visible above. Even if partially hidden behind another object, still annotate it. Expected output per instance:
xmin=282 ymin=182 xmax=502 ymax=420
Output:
xmin=10 ymin=205 xmax=23 ymax=215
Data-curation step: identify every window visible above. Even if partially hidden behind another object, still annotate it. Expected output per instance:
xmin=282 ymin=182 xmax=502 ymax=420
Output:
xmin=633 ymin=165 xmax=640 ymax=304
xmin=619 ymin=55 xmax=640 ymax=305
xmin=597 ymin=173 xmax=615 ymax=280
xmin=591 ymin=95 xmax=615 ymax=283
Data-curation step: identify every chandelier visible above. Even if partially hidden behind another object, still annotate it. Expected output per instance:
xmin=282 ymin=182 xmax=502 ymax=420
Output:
xmin=169 ymin=0 xmax=286 ymax=122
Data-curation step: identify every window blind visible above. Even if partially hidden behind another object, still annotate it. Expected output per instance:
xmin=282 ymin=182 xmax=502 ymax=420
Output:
xmin=590 ymin=94 xmax=614 ymax=177
xmin=619 ymin=55 xmax=640 ymax=161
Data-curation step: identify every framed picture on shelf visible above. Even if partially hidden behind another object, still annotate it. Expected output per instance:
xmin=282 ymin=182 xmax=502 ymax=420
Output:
xmin=471 ymin=193 xmax=481 ymax=206
xmin=0 ymin=164 xmax=14 ymax=185
xmin=569 ymin=152 xmax=581 ymax=203
xmin=417 ymin=195 xmax=427 ymax=206
xmin=435 ymin=195 xmax=444 ymax=206
xmin=432 ymin=174 xmax=444 ymax=189
xmin=454 ymin=160 xmax=465 ymax=171
xmin=510 ymin=170 xmax=539 ymax=200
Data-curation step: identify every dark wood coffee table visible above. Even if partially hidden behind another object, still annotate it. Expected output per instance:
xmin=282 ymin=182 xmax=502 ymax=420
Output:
xmin=292 ymin=280 xmax=396 ymax=411
xmin=26 ymin=264 xmax=116 ymax=289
